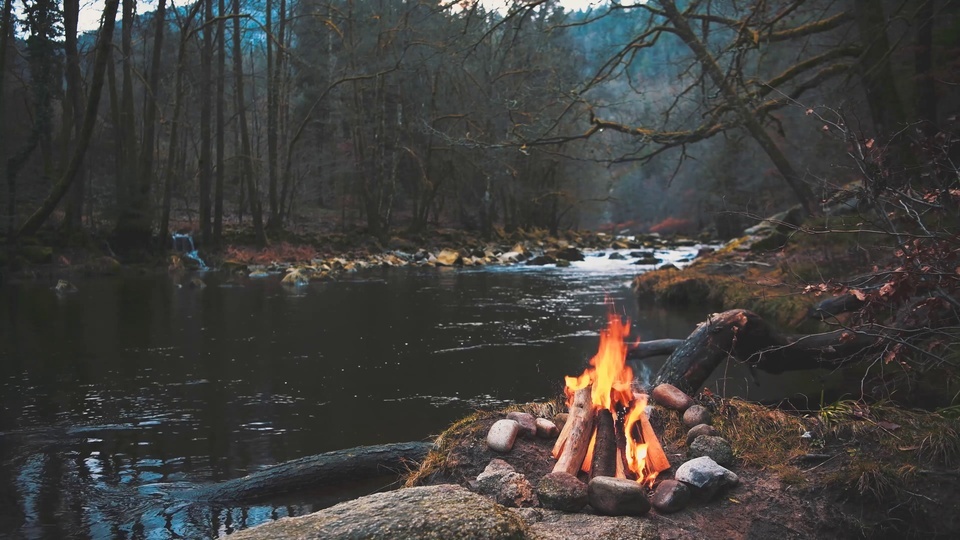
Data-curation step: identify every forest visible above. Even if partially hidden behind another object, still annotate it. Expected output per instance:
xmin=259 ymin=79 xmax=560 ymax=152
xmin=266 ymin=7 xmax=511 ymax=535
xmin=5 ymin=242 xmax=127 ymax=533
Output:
xmin=1 ymin=0 xmax=953 ymax=258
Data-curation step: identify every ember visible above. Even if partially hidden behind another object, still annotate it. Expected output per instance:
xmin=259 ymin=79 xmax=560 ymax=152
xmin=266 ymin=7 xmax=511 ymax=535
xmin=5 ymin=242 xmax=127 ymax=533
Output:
xmin=553 ymin=311 xmax=670 ymax=487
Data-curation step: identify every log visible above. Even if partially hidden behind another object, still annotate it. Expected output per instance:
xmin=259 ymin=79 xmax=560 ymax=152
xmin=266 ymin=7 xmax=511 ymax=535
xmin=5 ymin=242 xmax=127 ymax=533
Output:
xmin=626 ymin=339 xmax=683 ymax=360
xmin=653 ymin=309 xmax=880 ymax=393
xmin=808 ymin=293 xmax=865 ymax=319
xmin=553 ymin=387 xmax=596 ymax=476
xmin=181 ymin=441 xmax=432 ymax=503
xmin=590 ymin=409 xmax=617 ymax=479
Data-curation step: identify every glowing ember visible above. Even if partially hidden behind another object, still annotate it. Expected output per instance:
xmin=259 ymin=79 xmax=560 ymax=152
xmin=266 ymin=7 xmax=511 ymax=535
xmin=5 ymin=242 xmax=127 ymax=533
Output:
xmin=559 ymin=311 xmax=670 ymax=487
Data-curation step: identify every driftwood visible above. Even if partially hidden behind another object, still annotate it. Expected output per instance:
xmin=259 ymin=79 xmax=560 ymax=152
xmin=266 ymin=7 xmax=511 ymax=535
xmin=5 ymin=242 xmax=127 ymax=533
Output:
xmin=182 ymin=441 xmax=432 ymax=503
xmin=653 ymin=309 xmax=880 ymax=393
xmin=552 ymin=387 xmax=596 ymax=475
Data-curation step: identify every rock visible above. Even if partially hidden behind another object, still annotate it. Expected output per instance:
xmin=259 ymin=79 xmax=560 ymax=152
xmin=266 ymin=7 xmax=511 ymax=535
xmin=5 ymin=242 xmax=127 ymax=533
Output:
xmin=227 ymin=484 xmax=532 ymax=540
xmin=682 ymin=405 xmax=712 ymax=428
xmin=651 ymin=384 xmax=694 ymax=412
xmin=651 ymin=479 xmax=690 ymax=513
xmin=608 ymin=252 xmax=627 ymax=260
xmin=487 ymin=419 xmax=521 ymax=453
xmin=53 ymin=279 xmax=78 ymax=294
xmin=631 ymin=257 xmax=661 ymax=265
xmin=587 ymin=476 xmax=651 ymax=516
xmin=685 ymin=424 xmax=719 ymax=447
xmin=526 ymin=255 xmax=557 ymax=266
xmin=281 ymin=268 xmax=309 ymax=286
xmin=688 ymin=435 xmax=734 ymax=467
xmin=435 ymin=248 xmax=463 ymax=266
xmin=188 ymin=277 xmax=206 ymax=289
xmin=248 ymin=269 xmax=270 ymax=278
xmin=554 ymin=247 xmax=585 ymax=262
xmin=555 ymin=259 xmax=571 ymax=268
xmin=474 ymin=460 xmax=539 ymax=508
xmin=537 ymin=472 xmax=588 ymax=512
xmin=674 ymin=456 xmax=739 ymax=499
xmin=553 ymin=413 xmax=568 ymax=433
xmin=506 ymin=412 xmax=538 ymax=438
xmin=535 ymin=418 xmax=559 ymax=438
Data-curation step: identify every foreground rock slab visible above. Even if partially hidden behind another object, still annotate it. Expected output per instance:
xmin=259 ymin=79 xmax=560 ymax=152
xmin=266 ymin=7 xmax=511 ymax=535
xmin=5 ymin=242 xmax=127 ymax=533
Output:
xmin=227 ymin=484 xmax=531 ymax=540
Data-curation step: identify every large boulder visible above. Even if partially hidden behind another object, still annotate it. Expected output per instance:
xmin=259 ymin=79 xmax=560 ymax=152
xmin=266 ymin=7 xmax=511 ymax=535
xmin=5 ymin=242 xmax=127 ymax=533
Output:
xmin=227 ymin=484 xmax=531 ymax=540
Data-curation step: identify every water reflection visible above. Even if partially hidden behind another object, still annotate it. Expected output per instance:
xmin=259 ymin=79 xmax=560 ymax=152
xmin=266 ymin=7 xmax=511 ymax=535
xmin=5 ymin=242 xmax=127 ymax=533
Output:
xmin=0 ymin=254 xmax=834 ymax=538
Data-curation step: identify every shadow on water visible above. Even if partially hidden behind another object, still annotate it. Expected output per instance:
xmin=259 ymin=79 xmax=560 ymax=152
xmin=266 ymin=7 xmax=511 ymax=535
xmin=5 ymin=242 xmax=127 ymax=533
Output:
xmin=0 ymin=252 xmax=846 ymax=538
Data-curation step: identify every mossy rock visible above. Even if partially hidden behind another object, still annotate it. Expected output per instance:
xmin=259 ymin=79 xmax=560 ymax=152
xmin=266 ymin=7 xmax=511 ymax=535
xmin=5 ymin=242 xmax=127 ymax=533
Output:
xmin=21 ymin=245 xmax=53 ymax=264
xmin=749 ymin=231 xmax=789 ymax=252
xmin=227 ymin=484 xmax=531 ymax=540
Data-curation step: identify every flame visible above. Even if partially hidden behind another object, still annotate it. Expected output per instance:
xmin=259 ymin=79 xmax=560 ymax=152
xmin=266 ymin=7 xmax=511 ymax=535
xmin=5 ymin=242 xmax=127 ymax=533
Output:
xmin=560 ymin=310 xmax=670 ymax=487
xmin=564 ymin=312 xmax=634 ymax=411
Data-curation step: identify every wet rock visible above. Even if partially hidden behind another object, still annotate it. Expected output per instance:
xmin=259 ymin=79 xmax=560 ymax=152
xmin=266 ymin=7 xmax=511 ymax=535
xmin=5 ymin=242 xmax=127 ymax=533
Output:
xmin=526 ymin=255 xmax=557 ymax=266
xmin=685 ymin=424 xmax=719 ymax=447
xmin=537 ymin=472 xmax=588 ymax=512
xmin=608 ymin=252 xmax=627 ymax=260
xmin=487 ymin=419 xmax=521 ymax=453
xmin=682 ymin=405 xmax=712 ymax=428
xmin=688 ymin=435 xmax=734 ymax=467
xmin=587 ymin=476 xmax=650 ymax=516
xmin=555 ymin=259 xmax=571 ymax=268
xmin=248 ymin=269 xmax=270 ymax=278
xmin=506 ymin=412 xmax=538 ymax=438
xmin=651 ymin=383 xmax=694 ymax=412
xmin=53 ymin=279 xmax=78 ymax=294
xmin=281 ymin=268 xmax=309 ymax=286
xmin=554 ymin=247 xmax=585 ymax=262
xmin=535 ymin=418 xmax=559 ymax=438
xmin=675 ymin=456 xmax=739 ymax=499
xmin=227 ymin=484 xmax=532 ymax=540
xmin=631 ymin=257 xmax=661 ymax=265
xmin=435 ymin=248 xmax=462 ymax=266
xmin=473 ymin=460 xmax=539 ymax=508
xmin=651 ymin=479 xmax=690 ymax=514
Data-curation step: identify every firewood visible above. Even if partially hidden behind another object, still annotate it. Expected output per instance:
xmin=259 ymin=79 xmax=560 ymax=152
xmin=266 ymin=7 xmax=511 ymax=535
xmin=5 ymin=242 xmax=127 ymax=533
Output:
xmin=552 ymin=387 xmax=596 ymax=475
xmin=590 ymin=409 xmax=617 ymax=479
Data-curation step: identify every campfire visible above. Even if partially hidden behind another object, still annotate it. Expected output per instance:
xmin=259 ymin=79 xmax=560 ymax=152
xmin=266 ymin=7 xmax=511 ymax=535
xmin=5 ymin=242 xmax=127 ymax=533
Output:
xmin=552 ymin=312 xmax=670 ymax=487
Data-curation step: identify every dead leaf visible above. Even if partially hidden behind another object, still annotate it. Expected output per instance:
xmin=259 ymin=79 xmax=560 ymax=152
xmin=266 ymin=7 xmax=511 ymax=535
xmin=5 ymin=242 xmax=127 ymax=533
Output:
xmin=851 ymin=289 xmax=866 ymax=301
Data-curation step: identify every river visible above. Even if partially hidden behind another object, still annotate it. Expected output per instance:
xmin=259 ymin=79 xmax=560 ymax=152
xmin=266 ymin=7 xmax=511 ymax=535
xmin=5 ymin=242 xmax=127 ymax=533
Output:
xmin=0 ymin=248 xmax=835 ymax=539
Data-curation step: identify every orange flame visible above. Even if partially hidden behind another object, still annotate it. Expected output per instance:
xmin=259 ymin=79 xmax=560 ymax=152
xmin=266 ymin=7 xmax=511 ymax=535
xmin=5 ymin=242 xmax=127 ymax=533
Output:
xmin=562 ymin=311 xmax=670 ymax=486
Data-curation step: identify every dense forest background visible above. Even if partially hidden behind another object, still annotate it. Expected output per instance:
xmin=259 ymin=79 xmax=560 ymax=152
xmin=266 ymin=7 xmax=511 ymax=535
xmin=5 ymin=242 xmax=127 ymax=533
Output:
xmin=0 ymin=0 xmax=957 ymax=257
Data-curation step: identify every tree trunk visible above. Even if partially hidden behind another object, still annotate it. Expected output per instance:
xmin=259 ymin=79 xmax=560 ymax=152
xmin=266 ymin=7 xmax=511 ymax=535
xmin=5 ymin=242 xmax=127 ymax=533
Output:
xmin=214 ymin=0 xmax=226 ymax=244
xmin=181 ymin=442 xmax=432 ymax=503
xmin=233 ymin=0 xmax=267 ymax=247
xmin=16 ymin=0 xmax=120 ymax=238
xmin=159 ymin=1 xmax=203 ymax=247
xmin=853 ymin=0 xmax=907 ymax=139
xmin=657 ymin=0 xmax=816 ymax=216
xmin=0 ymin=0 xmax=12 ymax=235
xmin=265 ymin=0 xmax=279 ymax=228
xmin=61 ymin=0 xmax=85 ymax=231
xmin=652 ymin=309 xmax=880 ymax=394
xmin=199 ymin=0 xmax=214 ymax=245
xmin=914 ymin=0 xmax=936 ymax=131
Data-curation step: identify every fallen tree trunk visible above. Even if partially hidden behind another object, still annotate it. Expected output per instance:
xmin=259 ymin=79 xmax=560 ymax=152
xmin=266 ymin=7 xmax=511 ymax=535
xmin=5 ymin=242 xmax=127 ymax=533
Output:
xmin=627 ymin=339 xmax=683 ymax=360
xmin=653 ymin=309 xmax=880 ymax=393
xmin=182 ymin=441 xmax=432 ymax=503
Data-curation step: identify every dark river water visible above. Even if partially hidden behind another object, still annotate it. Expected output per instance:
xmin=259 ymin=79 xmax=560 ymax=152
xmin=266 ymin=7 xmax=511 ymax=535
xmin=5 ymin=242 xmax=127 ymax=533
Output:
xmin=0 ymin=250 xmax=836 ymax=539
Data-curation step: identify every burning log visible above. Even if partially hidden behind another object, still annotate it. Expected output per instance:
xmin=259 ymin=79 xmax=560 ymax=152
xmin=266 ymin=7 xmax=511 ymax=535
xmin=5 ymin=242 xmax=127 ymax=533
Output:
xmin=590 ymin=409 xmax=618 ymax=479
xmin=552 ymin=387 xmax=596 ymax=476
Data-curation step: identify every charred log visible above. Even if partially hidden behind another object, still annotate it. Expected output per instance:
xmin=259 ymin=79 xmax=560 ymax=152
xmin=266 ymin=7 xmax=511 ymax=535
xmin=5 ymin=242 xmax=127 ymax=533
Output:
xmin=590 ymin=409 xmax=617 ymax=479
xmin=653 ymin=309 xmax=880 ymax=393
xmin=181 ymin=441 xmax=432 ymax=503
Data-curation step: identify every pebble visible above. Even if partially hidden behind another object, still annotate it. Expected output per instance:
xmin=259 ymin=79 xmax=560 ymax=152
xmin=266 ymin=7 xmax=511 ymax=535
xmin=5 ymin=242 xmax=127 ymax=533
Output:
xmin=685 ymin=424 xmax=719 ymax=446
xmin=506 ymin=412 xmax=537 ymax=438
xmin=487 ymin=419 xmax=520 ymax=453
xmin=682 ymin=405 xmax=712 ymax=428
xmin=651 ymin=383 xmax=694 ymax=412
xmin=587 ymin=476 xmax=650 ymax=516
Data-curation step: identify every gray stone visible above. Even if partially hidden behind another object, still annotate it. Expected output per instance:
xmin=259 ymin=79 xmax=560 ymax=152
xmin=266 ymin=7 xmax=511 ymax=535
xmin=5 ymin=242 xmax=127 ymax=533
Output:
xmin=688 ymin=435 xmax=734 ymax=467
xmin=536 ymin=472 xmax=588 ymax=513
xmin=587 ymin=476 xmax=651 ymax=516
xmin=474 ymin=460 xmax=538 ymax=508
xmin=227 ymin=484 xmax=531 ymax=540
xmin=535 ymin=418 xmax=559 ymax=438
xmin=685 ymin=424 xmax=719 ymax=447
xmin=506 ymin=412 xmax=538 ymax=438
xmin=651 ymin=383 xmax=694 ymax=412
xmin=487 ymin=419 xmax=521 ymax=453
xmin=675 ymin=456 xmax=739 ymax=499
xmin=608 ymin=252 xmax=627 ymax=260
xmin=519 ymin=508 xmax=659 ymax=540
xmin=650 ymin=479 xmax=691 ymax=514
xmin=682 ymin=405 xmax=712 ymax=428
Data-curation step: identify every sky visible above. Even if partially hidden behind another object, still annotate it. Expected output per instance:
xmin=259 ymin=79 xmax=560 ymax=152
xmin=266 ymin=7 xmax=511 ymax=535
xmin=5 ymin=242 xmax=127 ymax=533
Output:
xmin=75 ymin=0 xmax=610 ymax=32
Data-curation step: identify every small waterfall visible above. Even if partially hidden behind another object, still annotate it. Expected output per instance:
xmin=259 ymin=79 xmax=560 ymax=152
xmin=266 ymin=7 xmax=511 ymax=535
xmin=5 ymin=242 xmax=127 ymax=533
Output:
xmin=170 ymin=233 xmax=208 ymax=270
